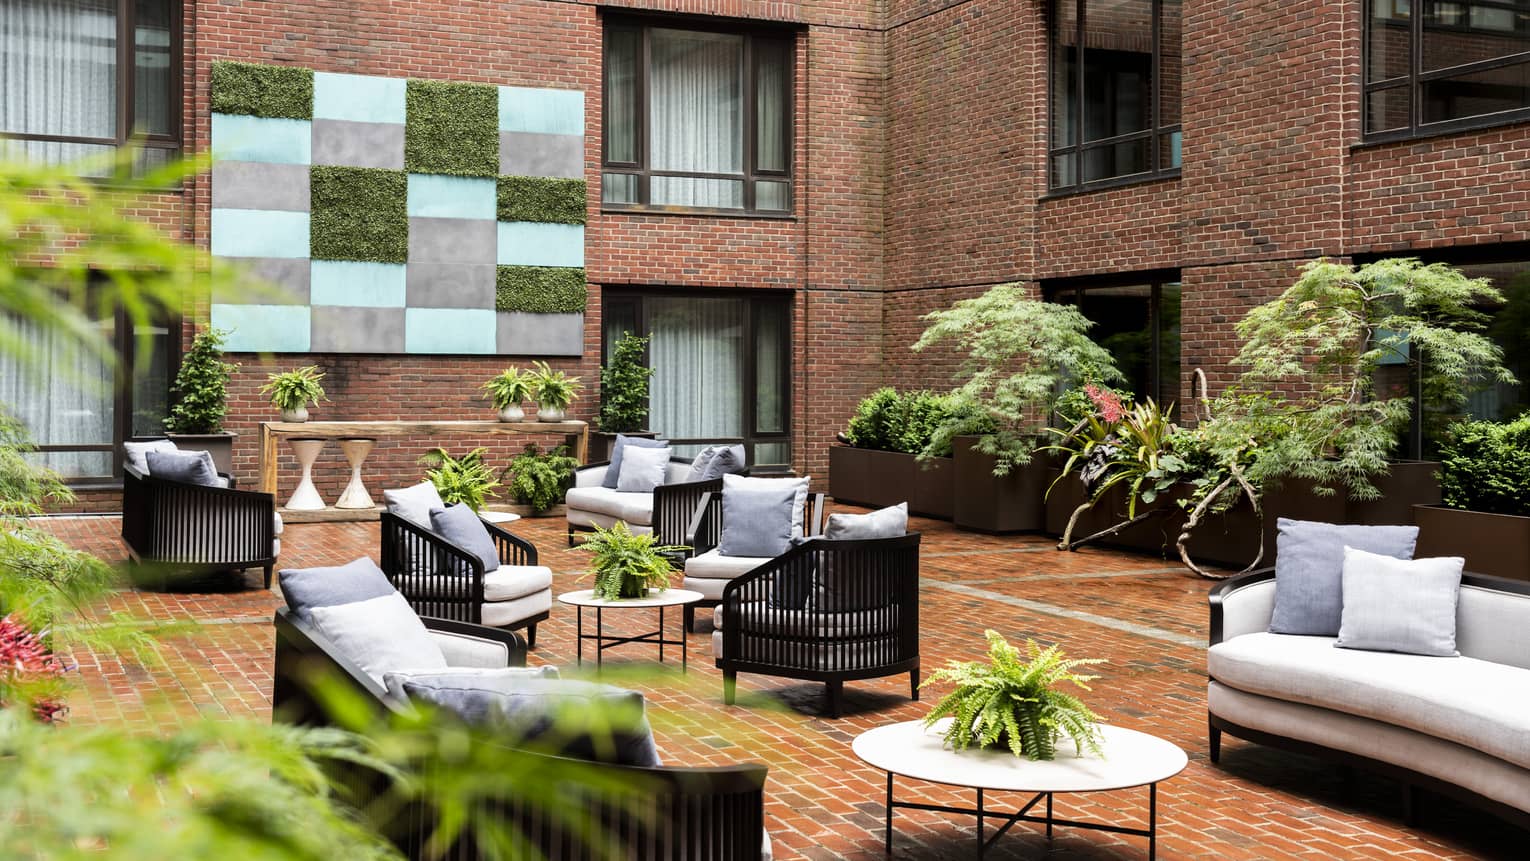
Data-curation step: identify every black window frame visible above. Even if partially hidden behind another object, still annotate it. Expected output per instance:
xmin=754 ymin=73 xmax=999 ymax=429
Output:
xmin=1363 ymin=0 xmax=1530 ymax=143
xmin=0 ymin=0 xmax=182 ymax=171
xmin=1048 ymin=0 xmax=1183 ymax=195
xmin=601 ymin=16 xmax=796 ymax=217
xmin=600 ymin=288 xmax=793 ymax=471
xmin=1044 ymin=270 xmax=1182 ymax=411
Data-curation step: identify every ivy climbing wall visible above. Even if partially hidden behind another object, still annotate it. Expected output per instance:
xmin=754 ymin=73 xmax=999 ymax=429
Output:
xmin=208 ymin=61 xmax=586 ymax=356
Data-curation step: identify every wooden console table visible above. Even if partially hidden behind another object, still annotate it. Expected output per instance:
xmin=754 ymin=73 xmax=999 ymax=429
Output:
xmin=257 ymin=420 xmax=589 ymax=516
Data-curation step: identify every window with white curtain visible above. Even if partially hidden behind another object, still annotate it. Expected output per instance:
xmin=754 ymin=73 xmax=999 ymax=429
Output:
xmin=0 ymin=0 xmax=179 ymax=175
xmin=603 ymin=19 xmax=793 ymax=214
xmin=603 ymin=291 xmax=792 ymax=469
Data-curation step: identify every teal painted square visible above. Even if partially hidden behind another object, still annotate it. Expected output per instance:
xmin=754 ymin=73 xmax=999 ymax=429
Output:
xmin=405 ymin=308 xmax=496 ymax=354
xmin=498 ymin=86 xmax=584 ymax=136
xmin=310 ymin=261 xmax=407 ymax=307
xmin=314 ymin=72 xmax=407 ymax=124
xmin=211 ymin=113 xmax=312 ymax=164
xmin=211 ymin=304 xmax=312 ymax=353
xmin=211 ymin=209 xmax=311 ymax=259
xmin=407 ymin=174 xmax=496 ymax=220
xmin=496 ymin=221 xmax=584 ymax=267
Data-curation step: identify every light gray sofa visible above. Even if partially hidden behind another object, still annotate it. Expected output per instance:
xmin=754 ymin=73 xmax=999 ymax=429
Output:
xmin=1208 ymin=568 xmax=1530 ymax=829
xmin=565 ymin=458 xmax=712 ymax=546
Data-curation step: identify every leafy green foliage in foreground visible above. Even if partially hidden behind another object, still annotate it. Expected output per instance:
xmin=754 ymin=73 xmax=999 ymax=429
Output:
xmin=922 ymin=630 xmax=1105 ymax=762
xmin=1439 ymin=414 xmax=1530 ymax=517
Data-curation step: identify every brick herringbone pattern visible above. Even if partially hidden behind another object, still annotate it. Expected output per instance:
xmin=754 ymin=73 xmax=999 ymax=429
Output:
xmin=32 ymin=511 xmax=1521 ymax=859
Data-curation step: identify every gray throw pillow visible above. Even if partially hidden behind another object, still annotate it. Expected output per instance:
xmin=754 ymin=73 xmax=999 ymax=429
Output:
xmin=400 ymin=676 xmax=661 ymax=767
xmin=123 ymin=438 xmax=177 ymax=474
xmin=686 ymin=445 xmax=723 ymax=482
xmin=720 ymin=474 xmax=808 ymax=558
xmin=1337 ymin=546 xmax=1464 ymax=656
xmin=429 ymin=504 xmax=500 ymax=571
xmin=825 ymin=502 xmax=908 ymax=540
xmin=699 ymin=444 xmax=746 ymax=481
xmin=279 ymin=556 xmax=396 ymax=622
xmin=616 ymin=444 xmax=670 ymax=492
xmin=383 ymin=665 xmax=560 ymax=701
xmin=1269 ymin=518 xmax=1419 ymax=636
xmin=602 ymin=435 xmax=669 ymax=489
xmin=144 ymin=449 xmax=220 ymax=487
xmin=309 ymin=592 xmax=448 ymax=686
xmin=384 ymin=481 xmax=446 ymax=527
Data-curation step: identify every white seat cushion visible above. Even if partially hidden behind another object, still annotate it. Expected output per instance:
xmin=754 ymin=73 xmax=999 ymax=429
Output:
xmin=484 ymin=565 xmax=553 ymax=602
xmin=564 ymin=486 xmax=655 ymax=526
xmin=566 ymin=509 xmax=653 ymax=534
xmin=481 ymin=590 xmax=553 ymax=628
xmin=1209 ymin=632 xmax=1530 ymax=770
xmin=684 ymin=549 xmax=770 ymax=581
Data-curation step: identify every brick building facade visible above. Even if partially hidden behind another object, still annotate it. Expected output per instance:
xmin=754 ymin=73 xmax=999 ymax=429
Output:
xmin=12 ymin=0 xmax=1530 ymax=510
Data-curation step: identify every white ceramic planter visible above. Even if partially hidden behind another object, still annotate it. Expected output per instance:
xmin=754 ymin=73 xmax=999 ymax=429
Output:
xmin=537 ymin=405 xmax=566 ymax=422
xmin=281 ymin=406 xmax=309 ymax=423
xmin=498 ymin=404 xmax=526 ymax=422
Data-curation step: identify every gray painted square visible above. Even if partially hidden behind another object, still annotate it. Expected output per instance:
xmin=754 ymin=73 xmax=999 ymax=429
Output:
xmin=214 ymin=257 xmax=311 ymax=305
xmin=499 ymin=132 xmax=584 ymax=179
xmin=408 ymin=217 xmax=497 ymax=264
xmin=406 ymin=262 xmax=496 ymax=308
xmin=312 ymin=119 xmax=405 ymax=169
xmin=496 ymin=312 xmax=584 ymax=356
xmin=310 ymin=306 xmax=406 ymax=353
xmin=212 ymin=161 xmax=311 ymax=211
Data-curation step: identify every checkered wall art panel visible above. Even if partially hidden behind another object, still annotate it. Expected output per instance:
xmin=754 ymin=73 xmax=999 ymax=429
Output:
xmin=209 ymin=61 xmax=586 ymax=356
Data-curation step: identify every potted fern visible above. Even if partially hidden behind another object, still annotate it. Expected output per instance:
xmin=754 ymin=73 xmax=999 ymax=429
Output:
xmin=531 ymin=361 xmax=582 ymax=422
xmin=921 ymin=629 xmax=1106 ymax=761
xmin=418 ymin=447 xmax=500 ymax=512
xmin=261 ymin=365 xmax=327 ymax=423
xmin=163 ymin=327 xmax=239 ymax=472
xmin=481 ymin=367 xmax=535 ymax=422
xmin=579 ymin=522 xmax=685 ymax=600
xmin=499 ymin=443 xmax=578 ymax=516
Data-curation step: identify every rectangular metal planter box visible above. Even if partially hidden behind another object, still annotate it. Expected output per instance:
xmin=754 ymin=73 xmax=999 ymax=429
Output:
xmin=166 ymin=432 xmax=237 ymax=475
xmin=952 ymin=437 xmax=1048 ymax=533
xmin=1414 ymin=504 xmax=1530 ymax=582
xmin=828 ymin=445 xmax=952 ymax=519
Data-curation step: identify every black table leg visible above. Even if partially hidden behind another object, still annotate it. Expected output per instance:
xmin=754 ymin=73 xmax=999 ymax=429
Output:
xmin=1046 ymin=791 xmax=1053 ymax=840
xmin=976 ymin=787 xmax=984 ymax=859
xmin=682 ymin=606 xmax=689 ymax=672
xmin=659 ymin=606 xmax=665 ymax=663
xmin=596 ymin=607 xmax=603 ymax=668
xmin=885 ymin=772 xmax=894 ymax=856
xmin=575 ymin=606 xmax=583 ymax=666
xmin=1149 ymin=783 xmax=1157 ymax=861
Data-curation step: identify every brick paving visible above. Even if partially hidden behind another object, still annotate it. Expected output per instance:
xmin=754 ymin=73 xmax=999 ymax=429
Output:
xmin=33 ymin=511 xmax=1522 ymax=860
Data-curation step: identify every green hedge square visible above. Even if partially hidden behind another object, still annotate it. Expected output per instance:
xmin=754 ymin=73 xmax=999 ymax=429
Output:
xmin=405 ymin=80 xmax=499 ymax=177
xmin=495 ymin=266 xmax=587 ymax=313
xmin=210 ymin=61 xmax=313 ymax=119
xmin=310 ymin=166 xmax=408 ymax=263
xmin=497 ymin=176 xmax=587 ymax=225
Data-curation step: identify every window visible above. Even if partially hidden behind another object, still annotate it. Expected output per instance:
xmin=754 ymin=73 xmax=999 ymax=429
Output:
xmin=0 ymin=278 xmax=175 ymax=481
xmin=602 ymin=291 xmax=792 ymax=469
xmin=0 ymin=0 xmax=179 ymax=175
xmin=1050 ymin=0 xmax=1182 ymax=192
xmin=1046 ymin=276 xmax=1182 ymax=409
xmin=603 ymin=19 xmax=793 ymax=214
xmin=1365 ymin=1 xmax=1530 ymax=139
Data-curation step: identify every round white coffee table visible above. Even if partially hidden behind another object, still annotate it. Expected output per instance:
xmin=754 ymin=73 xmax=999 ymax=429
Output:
xmin=557 ymin=588 xmax=704 ymax=671
xmin=852 ymin=719 xmax=1186 ymax=859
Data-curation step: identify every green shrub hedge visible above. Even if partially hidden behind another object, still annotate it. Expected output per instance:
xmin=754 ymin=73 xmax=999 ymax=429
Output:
xmin=495 ymin=266 xmax=587 ymax=314
xmin=844 ymin=389 xmax=967 ymax=457
xmin=210 ymin=61 xmax=313 ymax=119
xmin=1439 ymin=414 xmax=1530 ymax=517
xmin=309 ymin=166 xmax=409 ymax=263
xmin=405 ymin=80 xmax=499 ymax=177
xmin=496 ymin=176 xmax=586 ymax=224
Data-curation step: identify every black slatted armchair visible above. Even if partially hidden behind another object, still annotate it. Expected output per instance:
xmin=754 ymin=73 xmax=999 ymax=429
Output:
xmin=714 ymin=533 xmax=922 ymax=718
xmin=681 ymin=489 xmax=828 ymax=632
xmin=121 ymin=464 xmax=279 ymax=587
xmin=380 ymin=511 xmax=552 ymax=648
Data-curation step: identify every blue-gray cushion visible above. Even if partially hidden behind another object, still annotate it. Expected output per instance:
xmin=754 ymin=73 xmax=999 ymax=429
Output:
xmin=769 ymin=503 xmax=909 ymax=611
xmin=308 ymin=591 xmax=447 ymax=686
xmin=824 ymin=502 xmax=907 ymax=540
xmin=616 ymin=444 xmax=671 ymax=492
xmin=1337 ymin=546 xmax=1464 ymax=656
xmin=1269 ymin=518 xmax=1419 ymax=636
xmin=602 ymin=434 xmax=669 ymax=489
xmin=123 ymin=438 xmax=177 ymax=474
xmin=382 ymin=665 xmax=560 ymax=701
xmin=720 ymin=474 xmax=808 ymax=558
xmin=399 ymin=675 xmax=660 ymax=767
xmin=429 ymin=504 xmax=499 ymax=571
xmin=279 ymin=556 xmax=396 ymax=622
xmin=699 ymin=444 xmax=746 ymax=481
xmin=144 ymin=448 xmax=220 ymax=487
xmin=383 ymin=481 xmax=446 ymax=528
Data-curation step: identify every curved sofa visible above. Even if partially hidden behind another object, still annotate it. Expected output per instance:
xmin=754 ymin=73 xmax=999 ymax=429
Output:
xmin=1208 ymin=568 xmax=1530 ymax=829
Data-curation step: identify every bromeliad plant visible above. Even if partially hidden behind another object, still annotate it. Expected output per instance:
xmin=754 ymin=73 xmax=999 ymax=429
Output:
xmin=261 ymin=365 xmax=327 ymax=420
xmin=502 ymin=443 xmax=578 ymax=515
xmin=579 ymin=522 xmax=685 ymax=600
xmin=921 ymin=630 xmax=1106 ymax=761
xmin=418 ymin=447 xmax=500 ymax=511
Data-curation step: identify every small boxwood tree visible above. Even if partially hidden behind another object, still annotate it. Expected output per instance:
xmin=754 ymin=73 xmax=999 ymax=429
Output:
xmin=164 ymin=328 xmax=238 ymax=434
xmin=597 ymin=333 xmax=653 ymax=434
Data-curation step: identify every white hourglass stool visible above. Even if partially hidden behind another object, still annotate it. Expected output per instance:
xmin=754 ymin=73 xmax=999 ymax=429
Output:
xmin=336 ymin=438 xmax=375 ymax=509
xmin=285 ymin=438 xmax=328 ymax=511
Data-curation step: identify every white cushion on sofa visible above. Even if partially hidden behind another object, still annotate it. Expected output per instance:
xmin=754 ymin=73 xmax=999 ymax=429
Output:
xmin=564 ymin=486 xmax=655 ymax=525
xmin=394 ymin=565 xmax=551 ymax=602
xmin=683 ymin=550 xmax=770 ymax=600
xmin=1209 ymin=631 xmax=1530 ymax=770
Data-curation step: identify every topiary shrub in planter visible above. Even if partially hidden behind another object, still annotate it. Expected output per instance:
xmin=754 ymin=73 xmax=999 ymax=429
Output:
xmin=832 ymin=388 xmax=975 ymax=519
xmin=163 ymin=327 xmax=239 ymax=473
xmin=1415 ymin=415 xmax=1530 ymax=580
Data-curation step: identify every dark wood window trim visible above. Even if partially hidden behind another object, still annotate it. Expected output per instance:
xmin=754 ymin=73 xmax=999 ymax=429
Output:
xmin=1048 ymin=0 xmax=1182 ymax=195
xmin=600 ymin=287 xmax=793 ymax=469
xmin=601 ymin=16 xmax=795 ymax=217
xmin=1043 ymin=270 xmax=1182 ymax=412
xmin=1363 ymin=0 xmax=1530 ymax=143
xmin=0 ymin=0 xmax=183 ymax=168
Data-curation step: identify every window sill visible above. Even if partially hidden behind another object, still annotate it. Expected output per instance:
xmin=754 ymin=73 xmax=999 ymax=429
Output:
xmin=1354 ymin=113 xmax=1530 ymax=150
xmin=1040 ymin=170 xmax=1181 ymax=202
xmin=64 ymin=479 xmax=124 ymax=492
xmin=600 ymin=206 xmax=796 ymax=222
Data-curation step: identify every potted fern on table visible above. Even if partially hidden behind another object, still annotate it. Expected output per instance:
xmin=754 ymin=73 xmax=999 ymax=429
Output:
xmin=481 ymin=367 xmax=535 ymax=422
xmin=579 ymin=522 xmax=685 ymax=600
xmin=163 ymin=327 xmax=239 ymax=472
xmin=261 ymin=365 xmax=327 ymax=423
xmin=531 ymin=361 xmax=582 ymax=423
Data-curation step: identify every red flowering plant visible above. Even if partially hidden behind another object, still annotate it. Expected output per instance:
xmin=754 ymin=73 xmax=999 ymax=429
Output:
xmin=0 ymin=613 xmax=68 ymax=724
